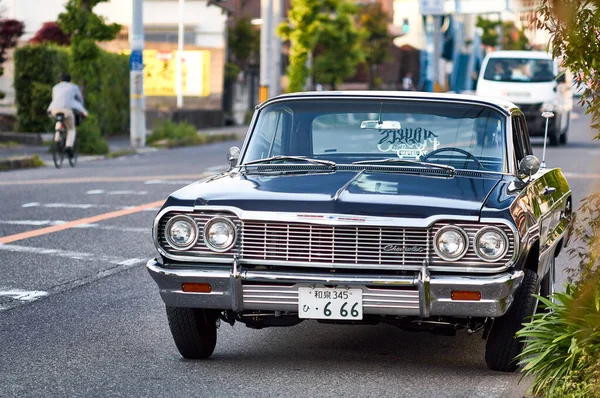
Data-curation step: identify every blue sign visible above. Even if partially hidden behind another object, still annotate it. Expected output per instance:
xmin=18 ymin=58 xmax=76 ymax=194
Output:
xmin=129 ymin=50 xmax=144 ymax=71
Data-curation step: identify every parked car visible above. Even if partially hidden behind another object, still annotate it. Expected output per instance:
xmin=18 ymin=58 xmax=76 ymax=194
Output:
xmin=476 ymin=51 xmax=573 ymax=146
xmin=147 ymin=91 xmax=574 ymax=372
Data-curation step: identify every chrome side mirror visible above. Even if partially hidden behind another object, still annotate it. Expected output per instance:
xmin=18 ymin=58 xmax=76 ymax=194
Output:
xmin=227 ymin=146 xmax=240 ymax=170
xmin=518 ymin=155 xmax=540 ymax=181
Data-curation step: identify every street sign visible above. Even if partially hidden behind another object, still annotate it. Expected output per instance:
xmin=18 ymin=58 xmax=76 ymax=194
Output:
xmin=420 ymin=0 xmax=445 ymax=15
xmin=129 ymin=49 xmax=144 ymax=71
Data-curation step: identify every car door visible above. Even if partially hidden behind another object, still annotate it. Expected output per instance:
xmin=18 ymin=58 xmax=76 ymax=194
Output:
xmin=513 ymin=114 xmax=559 ymax=276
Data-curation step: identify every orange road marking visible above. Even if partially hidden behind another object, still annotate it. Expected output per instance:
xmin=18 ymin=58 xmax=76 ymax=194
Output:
xmin=0 ymin=173 xmax=212 ymax=186
xmin=0 ymin=200 xmax=164 ymax=245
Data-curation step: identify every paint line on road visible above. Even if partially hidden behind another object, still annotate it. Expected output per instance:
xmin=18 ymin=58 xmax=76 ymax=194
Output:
xmin=0 ymin=200 xmax=164 ymax=244
xmin=562 ymin=171 xmax=600 ymax=179
xmin=144 ymin=179 xmax=195 ymax=185
xmin=22 ymin=202 xmax=40 ymax=208
xmin=0 ymin=173 xmax=212 ymax=186
xmin=0 ymin=243 xmax=148 ymax=266
xmin=0 ymin=219 xmax=148 ymax=233
xmin=107 ymin=190 xmax=147 ymax=195
xmin=0 ymin=289 xmax=48 ymax=302
xmin=86 ymin=189 xmax=105 ymax=195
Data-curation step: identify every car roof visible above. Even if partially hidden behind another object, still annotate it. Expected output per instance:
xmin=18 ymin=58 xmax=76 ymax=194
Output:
xmin=259 ymin=90 xmax=517 ymax=115
xmin=484 ymin=50 xmax=553 ymax=60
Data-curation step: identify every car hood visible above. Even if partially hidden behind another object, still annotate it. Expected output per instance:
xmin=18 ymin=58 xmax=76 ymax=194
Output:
xmin=167 ymin=170 xmax=505 ymax=219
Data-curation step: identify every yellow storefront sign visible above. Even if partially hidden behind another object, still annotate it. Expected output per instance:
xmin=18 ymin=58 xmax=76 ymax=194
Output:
xmin=124 ymin=49 xmax=211 ymax=97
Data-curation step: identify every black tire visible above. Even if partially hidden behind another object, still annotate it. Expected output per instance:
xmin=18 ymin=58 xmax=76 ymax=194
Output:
xmin=548 ymin=119 xmax=559 ymax=147
xmin=52 ymin=131 xmax=66 ymax=169
xmin=166 ymin=306 xmax=218 ymax=359
xmin=485 ymin=269 xmax=540 ymax=372
xmin=68 ymin=137 xmax=79 ymax=167
xmin=559 ymin=112 xmax=570 ymax=145
xmin=540 ymin=256 xmax=555 ymax=305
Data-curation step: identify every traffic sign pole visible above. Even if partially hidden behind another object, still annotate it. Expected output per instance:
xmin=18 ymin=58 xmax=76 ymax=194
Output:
xmin=130 ymin=0 xmax=146 ymax=148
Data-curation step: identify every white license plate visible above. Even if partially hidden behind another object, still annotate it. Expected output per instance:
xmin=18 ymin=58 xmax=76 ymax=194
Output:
xmin=298 ymin=287 xmax=363 ymax=320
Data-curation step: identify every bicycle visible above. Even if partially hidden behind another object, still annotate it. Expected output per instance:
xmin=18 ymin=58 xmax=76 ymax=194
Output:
xmin=51 ymin=112 xmax=79 ymax=169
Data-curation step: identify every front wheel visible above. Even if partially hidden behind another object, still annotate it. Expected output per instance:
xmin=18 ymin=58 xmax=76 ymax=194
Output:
xmin=485 ymin=269 xmax=539 ymax=372
xmin=52 ymin=130 xmax=66 ymax=169
xmin=166 ymin=306 xmax=218 ymax=359
xmin=68 ymin=137 xmax=79 ymax=167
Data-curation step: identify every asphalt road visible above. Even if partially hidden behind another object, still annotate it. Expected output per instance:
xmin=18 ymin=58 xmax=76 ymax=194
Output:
xmin=1 ymin=104 xmax=598 ymax=398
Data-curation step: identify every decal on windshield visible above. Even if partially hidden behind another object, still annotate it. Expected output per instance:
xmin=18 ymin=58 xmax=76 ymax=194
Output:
xmin=377 ymin=127 xmax=440 ymax=159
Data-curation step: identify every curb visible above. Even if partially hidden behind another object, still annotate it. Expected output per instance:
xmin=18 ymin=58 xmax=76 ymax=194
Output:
xmin=0 ymin=155 xmax=44 ymax=172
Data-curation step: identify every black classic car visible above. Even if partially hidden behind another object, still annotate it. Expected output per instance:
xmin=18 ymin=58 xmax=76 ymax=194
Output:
xmin=147 ymin=91 xmax=573 ymax=372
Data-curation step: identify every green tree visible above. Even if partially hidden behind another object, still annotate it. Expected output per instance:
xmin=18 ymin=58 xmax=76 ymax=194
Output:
xmin=537 ymin=0 xmax=600 ymax=135
xmin=278 ymin=0 xmax=363 ymax=92
xmin=476 ymin=17 xmax=530 ymax=50
xmin=358 ymin=3 xmax=391 ymax=89
xmin=57 ymin=0 xmax=121 ymax=93
xmin=227 ymin=17 xmax=259 ymax=76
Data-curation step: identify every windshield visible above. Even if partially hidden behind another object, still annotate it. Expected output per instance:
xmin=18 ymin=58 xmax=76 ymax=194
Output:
xmin=243 ymin=99 xmax=507 ymax=172
xmin=483 ymin=58 xmax=555 ymax=83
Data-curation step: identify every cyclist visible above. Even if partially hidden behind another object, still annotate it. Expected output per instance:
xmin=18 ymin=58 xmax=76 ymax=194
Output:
xmin=47 ymin=73 xmax=88 ymax=155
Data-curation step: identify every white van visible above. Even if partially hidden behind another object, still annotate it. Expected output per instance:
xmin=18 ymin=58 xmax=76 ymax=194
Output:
xmin=476 ymin=51 xmax=573 ymax=146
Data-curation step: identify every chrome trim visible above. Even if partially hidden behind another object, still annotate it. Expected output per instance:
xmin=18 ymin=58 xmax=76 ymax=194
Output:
xmin=147 ymin=258 xmax=525 ymax=318
xmin=418 ymin=261 xmax=431 ymax=318
xmin=164 ymin=215 xmax=199 ymax=251
xmin=433 ymin=225 xmax=469 ymax=261
xmin=474 ymin=226 xmax=510 ymax=262
xmin=203 ymin=217 xmax=237 ymax=253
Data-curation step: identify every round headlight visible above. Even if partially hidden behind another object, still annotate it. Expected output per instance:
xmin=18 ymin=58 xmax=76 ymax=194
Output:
xmin=475 ymin=227 xmax=508 ymax=262
xmin=165 ymin=215 xmax=198 ymax=250
xmin=434 ymin=226 xmax=468 ymax=261
xmin=203 ymin=217 xmax=236 ymax=252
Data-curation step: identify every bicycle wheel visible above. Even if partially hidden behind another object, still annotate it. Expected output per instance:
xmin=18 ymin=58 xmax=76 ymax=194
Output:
xmin=52 ymin=129 xmax=66 ymax=169
xmin=68 ymin=136 xmax=79 ymax=167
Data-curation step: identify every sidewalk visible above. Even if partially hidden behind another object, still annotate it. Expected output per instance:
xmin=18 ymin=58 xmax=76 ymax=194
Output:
xmin=0 ymin=125 xmax=249 ymax=169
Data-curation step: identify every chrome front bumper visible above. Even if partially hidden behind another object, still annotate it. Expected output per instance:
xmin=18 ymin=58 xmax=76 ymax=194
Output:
xmin=147 ymin=259 xmax=524 ymax=318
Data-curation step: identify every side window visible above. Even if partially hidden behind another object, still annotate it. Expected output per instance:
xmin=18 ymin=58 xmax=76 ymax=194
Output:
xmin=245 ymin=110 xmax=284 ymax=159
xmin=518 ymin=116 xmax=533 ymax=155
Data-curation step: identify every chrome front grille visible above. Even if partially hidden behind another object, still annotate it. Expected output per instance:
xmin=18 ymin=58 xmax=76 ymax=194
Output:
xmin=156 ymin=210 xmax=516 ymax=271
xmin=241 ymin=221 xmax=429 ymax=269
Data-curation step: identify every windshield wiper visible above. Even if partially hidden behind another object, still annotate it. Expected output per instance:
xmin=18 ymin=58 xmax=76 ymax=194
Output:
xmin=353 ymin=158 xmax=455 ymax=173
xmin=243 ymin=155 xmax=336 ymax=167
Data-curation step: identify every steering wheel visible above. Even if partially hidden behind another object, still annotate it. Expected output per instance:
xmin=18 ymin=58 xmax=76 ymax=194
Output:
xmin=421 ymin=147 xmax=484 ymax=169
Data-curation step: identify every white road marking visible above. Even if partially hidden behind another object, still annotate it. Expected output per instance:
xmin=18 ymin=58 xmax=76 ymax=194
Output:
xmin=22 ymin=202 xmax=40 ymax=208
xmin=0 ymin=289 xmax=48 ymax=302
xmin=0 ymin=220 xmax=146 ymax=233
xmin=206 ymin=165 xmax=228 ymax=172
xmin=0 ymin=244 xmax=148 ymax=266
xmin=44 ymin=203 xmax=98 ymax=209
xmin=86 ymin=189 xmax=105 ymax=195
xmin=107 ymin=190 xmax=147 ymax=195
xmin=144 ymin=179 xmax=194 ymax=185
xmin=142 ymin=207 xmax=161 ymax=212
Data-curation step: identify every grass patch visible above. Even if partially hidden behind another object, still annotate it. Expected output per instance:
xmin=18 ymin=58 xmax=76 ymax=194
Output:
xmin=0 ymin=154 xmax=45 ymax=171
xmin=150 ymin=132 xmax=239 ymax=149
xmin=107 ymin=149 xmax=137 ymax=159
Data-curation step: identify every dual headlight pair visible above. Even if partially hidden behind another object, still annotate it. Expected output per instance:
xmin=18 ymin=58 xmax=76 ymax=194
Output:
xmin=165 ymin=215 xmax=236 ymax=252
xmin=434 ymin=225 xmax=508 ymax=262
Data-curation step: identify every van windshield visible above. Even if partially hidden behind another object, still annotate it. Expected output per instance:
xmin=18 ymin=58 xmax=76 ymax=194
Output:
xmin=483 ymin=58 xmax=555 ymax=83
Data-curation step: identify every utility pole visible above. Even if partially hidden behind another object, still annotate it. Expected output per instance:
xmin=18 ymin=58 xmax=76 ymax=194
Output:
xmin=130 ymin=0 xmax=146 ymax=147
xmin=270 ymin=0 xmax=282 ymax=97
xmin=433 ymin=15 xmax=443 ymax=92
xmin=259 ymin=0 xmax=273 ymax=102
xmin=176 ymin=0 xmax=185 ymax=108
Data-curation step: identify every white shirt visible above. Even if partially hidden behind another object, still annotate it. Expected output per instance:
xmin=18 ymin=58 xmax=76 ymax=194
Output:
xmin=47 ymin=82 xmax=87 ymax=114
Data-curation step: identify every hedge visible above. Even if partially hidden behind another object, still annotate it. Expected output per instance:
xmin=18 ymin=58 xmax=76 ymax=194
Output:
xmin=14 ymin=44 xmax=129 ymax=137
xmin=14 ymin=45 xmax=69 ymax=132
